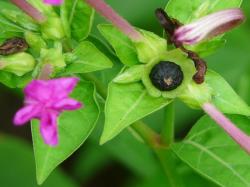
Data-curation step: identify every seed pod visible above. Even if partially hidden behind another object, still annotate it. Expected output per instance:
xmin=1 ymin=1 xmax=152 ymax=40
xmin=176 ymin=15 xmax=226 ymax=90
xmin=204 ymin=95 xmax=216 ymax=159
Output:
xmin=142 ymin=49 xmax=196 ymax=98
xmin=0 ymin=38 xmax=28 ymax=55
xmin=150 ymin=61 xmax=183 ymax=91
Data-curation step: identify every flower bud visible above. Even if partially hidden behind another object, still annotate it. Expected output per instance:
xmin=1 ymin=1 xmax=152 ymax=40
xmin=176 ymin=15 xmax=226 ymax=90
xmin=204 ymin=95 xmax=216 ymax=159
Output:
xmin=41 ymin=16 xmax=65 ymax=40
xmin=174 ymin=8 xmax=245 ymax=45
xmin=24 ymin=31 xmax=47 ymax=55
xmin=0 ymin=52 xmax=35 ymax=76
xmin=40 ymin=43 xmax=65 ymax=71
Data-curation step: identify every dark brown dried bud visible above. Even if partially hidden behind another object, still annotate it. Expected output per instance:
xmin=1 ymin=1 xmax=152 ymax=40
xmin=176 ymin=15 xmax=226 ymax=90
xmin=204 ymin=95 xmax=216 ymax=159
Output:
xmin=0 ymin=38 xmax=28 ymax=55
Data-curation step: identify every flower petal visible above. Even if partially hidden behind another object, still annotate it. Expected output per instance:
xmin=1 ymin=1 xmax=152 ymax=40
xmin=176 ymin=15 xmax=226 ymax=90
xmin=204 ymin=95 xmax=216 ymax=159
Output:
xmin=43 ymin=0 xmax=63 ymax=5
xmin=174 ymin=8 xmax=245 ymax=45
xmin=51 ymin=77 xmax=79 ymax=94
xmin=24 ymin=80 xmax=53 ymax=101
xmin=40 ymin=112 xmax=59 ymax=146
xmin=13 ymin=105 xmax=42 ymax=125
xmin=53 ymin=98 xmax=83 ymax=111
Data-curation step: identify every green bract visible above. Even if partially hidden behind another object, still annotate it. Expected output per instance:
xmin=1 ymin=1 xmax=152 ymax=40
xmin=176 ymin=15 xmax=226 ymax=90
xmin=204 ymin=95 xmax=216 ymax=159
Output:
xmin=134 ymin=29 xmax=167 ymax=63
xmin=40 ymin=43 xmax=66 ymax=72
xmin=112 ymin=30 xmax=196 ymax=99
xmin=24 ymin=31 xmax=47 ymax=55
xmin=0 ymin=52 xmax=35 ymax=76
xmin=41 ymin=16 xmax=65 ymax=40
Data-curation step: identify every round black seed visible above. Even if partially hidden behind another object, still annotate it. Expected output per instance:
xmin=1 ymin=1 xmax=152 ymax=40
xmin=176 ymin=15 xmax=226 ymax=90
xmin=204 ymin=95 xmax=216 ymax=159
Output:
xmin=149 ymin=61 xmax=184 ymax=91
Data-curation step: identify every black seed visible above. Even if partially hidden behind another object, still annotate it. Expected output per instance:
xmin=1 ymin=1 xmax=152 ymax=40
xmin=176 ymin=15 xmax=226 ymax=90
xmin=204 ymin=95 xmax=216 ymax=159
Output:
xmin=149 ymin=61 xmax=183 ymax=91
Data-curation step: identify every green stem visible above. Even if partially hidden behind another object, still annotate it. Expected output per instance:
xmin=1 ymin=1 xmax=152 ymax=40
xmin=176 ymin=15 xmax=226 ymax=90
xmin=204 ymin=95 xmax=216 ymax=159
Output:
xmin=155 ymin=148 xmax=184 ymax=187
xmin=131 ymin=121 xmax=160 ymax=148
xmin=82 ymin=73 xmax=108 ymax=99
xmin=161 ymin=102 xmax=175 ymax=145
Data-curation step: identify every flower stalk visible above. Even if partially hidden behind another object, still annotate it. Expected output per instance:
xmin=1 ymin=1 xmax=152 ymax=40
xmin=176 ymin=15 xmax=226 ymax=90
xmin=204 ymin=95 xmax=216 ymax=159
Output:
xmin=10 ymin=0 xmax=46 ymax=23
xmin=38 ymin=64 xmax=53 ymax=80
xmin=203 ymin=102 xmax=250 ymax=154
xmin=85 ymin=0 xmax=143 ymax=41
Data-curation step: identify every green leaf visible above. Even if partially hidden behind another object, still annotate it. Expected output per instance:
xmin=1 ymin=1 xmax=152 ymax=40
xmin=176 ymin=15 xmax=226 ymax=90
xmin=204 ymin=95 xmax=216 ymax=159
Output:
xmin=0 ymin=135 xmax=78 ymax=187
xmin=206 ymin=70 xmax=250 ymax=116
xmin=32 ymin=80 xmax=100 ymax=184
xmin=0 ymin=71 xmax=32 ymax=88
xmin=0 ymin=14 xmax=26 ymax=36
xmin=98 ymin=24 xmax=140 ymax=66
xmin=101 ymin=82 xmax=171 ymax=144
xmin=237 ymin=67 xmax=250 ymax=105
xmin=0 ymin=1 xmax=39 ymax=31
xmin=165 ymin=0 xmax=242 ymax=56
xmin=166 ymin=0 xmax=242 ymax=24
xmin=187 ymin=38 xmax=226 ymax=57
xmin=172 ymin=114 xmax=250 ymax=187
xmin=64 ymin=41 xmax=113 ymax=74
xmin=61 ymin=0 xmax=94 ymax=41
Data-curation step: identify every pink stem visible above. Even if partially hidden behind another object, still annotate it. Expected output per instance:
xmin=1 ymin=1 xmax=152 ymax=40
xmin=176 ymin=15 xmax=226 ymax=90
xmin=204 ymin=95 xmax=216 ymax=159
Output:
xmin=85 ymin=0 xmax=143 ymax=41
xmin=202 ymin=102 xmax=250 ymax=154
xmin=38 ymin=64 xmax=53 ymax=80
xmin=10 ymin=0 xmax=46 ymax=23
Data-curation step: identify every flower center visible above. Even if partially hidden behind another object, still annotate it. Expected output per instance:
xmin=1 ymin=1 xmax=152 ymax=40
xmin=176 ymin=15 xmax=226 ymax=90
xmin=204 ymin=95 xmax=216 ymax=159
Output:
xmin=149 ymin=61 xmax=183 ymax=91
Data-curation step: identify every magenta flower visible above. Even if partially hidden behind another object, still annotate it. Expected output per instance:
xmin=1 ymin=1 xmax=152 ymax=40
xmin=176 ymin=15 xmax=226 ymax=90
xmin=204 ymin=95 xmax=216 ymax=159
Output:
xmin=13 ymin=77 xmax=82 ymax=146
xmin=203 ymin=103 xmax=250 ymax=154
xmin=174 ymin=8 xmax=245 ymax=45
xmin=43 ymin=0 xmax=63 ymax=5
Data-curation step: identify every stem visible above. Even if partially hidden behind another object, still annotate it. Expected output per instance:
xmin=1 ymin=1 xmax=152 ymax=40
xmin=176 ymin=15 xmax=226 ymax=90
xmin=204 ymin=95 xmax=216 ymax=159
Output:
xmin=131 ymin=121 xmax=161 ymax=148
xmin=162 ymin=102 xmax=175 ymax=145
xmin=82 ymin=74 xmax=108 ymax=99
xmin=85 ymin=0 xmax=143 ymax=41
xmin=203 ymin=102 xmax=250 ymax=154
xmin=10 ymin=0 xmax=46 ymax=23
xmin=38 ymin=64 xmax=53 ymax=80
xmin=155 ymin=149 xmax=184 ymax=187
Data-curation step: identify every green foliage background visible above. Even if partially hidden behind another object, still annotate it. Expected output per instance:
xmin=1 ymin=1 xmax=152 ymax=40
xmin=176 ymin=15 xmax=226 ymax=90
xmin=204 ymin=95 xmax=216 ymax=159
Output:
xmin=0 ymin=0 xmax=249 ymax=186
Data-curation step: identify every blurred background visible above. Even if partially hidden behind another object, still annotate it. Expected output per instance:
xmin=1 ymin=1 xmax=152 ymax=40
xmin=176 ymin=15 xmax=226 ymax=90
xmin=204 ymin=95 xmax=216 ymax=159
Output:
xmin=0 ymin=0 xmax=249 ymax=186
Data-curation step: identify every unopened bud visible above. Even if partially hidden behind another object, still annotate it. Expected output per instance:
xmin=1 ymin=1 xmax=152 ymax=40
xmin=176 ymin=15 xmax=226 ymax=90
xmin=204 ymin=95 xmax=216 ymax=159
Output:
xmin=174 ymin=8 xmax=245 ymax=45
xmin=0 ymin=52 xmax=35 ymax=76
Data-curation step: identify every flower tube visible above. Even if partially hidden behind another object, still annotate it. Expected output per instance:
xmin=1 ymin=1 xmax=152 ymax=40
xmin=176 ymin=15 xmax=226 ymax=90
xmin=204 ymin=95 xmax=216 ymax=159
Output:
xmin=174 ymin=8 xmax=245 ymax=45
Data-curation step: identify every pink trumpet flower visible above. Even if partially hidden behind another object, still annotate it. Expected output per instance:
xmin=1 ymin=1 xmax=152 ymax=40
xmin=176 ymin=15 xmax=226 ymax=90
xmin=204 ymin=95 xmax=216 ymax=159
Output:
xmin=10 ymin=0 xmax=46 ymax=22
xmin=43 ymin=0 xmax=63 ymax=5
xmin=13 ymin=77 xmax=82 ymax=146
xmin=85 ymin=0 xmax=143 ymax=41
xmin=174 ymin=8 xmax=245 ymax=45
xmin=203 ymin=103 xmax=250 ymax=154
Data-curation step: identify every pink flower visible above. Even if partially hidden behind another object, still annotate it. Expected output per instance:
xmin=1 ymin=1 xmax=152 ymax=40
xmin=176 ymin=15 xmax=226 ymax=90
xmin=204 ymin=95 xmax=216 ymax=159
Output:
xmin=13 ymin=77 xmax=82 ymax=146
xmin=43 ymin=0 xmax=63 ymax=5
xmin=174 ymin=8 xmax=245 ymax=45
